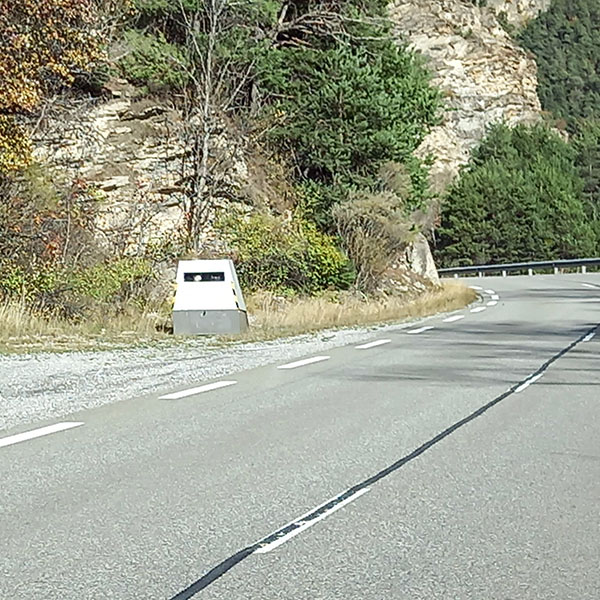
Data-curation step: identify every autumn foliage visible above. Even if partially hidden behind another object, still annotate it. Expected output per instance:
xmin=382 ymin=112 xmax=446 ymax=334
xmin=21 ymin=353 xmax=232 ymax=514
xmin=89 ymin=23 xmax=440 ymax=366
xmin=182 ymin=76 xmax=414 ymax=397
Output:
xmin=0 ymin=0 xmax=104 ymax=172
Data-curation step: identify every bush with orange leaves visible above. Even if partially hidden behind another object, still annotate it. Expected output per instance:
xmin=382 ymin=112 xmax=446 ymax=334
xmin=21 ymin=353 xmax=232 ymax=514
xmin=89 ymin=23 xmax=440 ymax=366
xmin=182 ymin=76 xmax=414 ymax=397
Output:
xmin=0 ymin=0 xmax=114 ymax=173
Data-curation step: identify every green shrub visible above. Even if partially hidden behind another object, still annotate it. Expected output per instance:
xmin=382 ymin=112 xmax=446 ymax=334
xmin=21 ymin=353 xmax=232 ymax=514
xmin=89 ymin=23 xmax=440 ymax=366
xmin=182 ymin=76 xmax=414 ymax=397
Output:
xmin=435 ymin=123 xmax=597 ymax=266
xmin=0 ymin=258 xmax=154 ymax=319
xmin=218 ymin=212 xmax=354 ymax=294
xmin=119 ymin=30 xmax=189 ymax=91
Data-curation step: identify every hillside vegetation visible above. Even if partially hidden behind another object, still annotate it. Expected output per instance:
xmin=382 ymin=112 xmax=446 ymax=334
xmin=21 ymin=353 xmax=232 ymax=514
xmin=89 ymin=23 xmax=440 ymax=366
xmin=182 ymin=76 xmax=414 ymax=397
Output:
xmin=0 ymin=0 xmax=442 ymax=337
xmin=435 ymin=0 xmax=600 ymax=267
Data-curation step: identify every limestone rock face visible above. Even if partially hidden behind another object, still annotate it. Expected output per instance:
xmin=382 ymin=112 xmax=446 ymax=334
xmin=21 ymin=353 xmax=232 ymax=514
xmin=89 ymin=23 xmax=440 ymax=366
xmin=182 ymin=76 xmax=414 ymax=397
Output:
xmin=486 ymin=0 xmax=551 ymax=27
xmin=406 ymin=233 xmax=440 ymax=284
xmin=390 ymin=0 xmax=547 ymax=191
xmin=32 ymin=80 xmax=249 ymax=254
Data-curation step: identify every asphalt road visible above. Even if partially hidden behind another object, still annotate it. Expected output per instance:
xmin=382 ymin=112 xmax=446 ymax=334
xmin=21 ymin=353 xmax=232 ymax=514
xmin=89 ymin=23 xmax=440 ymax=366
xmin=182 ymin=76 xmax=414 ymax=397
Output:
xmin=1 ymin=274 xmax=599 ymax=599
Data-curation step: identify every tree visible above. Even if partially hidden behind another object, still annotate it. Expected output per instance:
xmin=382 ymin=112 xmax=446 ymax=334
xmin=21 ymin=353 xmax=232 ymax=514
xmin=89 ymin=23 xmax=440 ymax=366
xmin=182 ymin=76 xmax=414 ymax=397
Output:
xmin=519 ymin=0 xmax=600 ymax=129
xmin=435 ymin=124 xmax=597 ymax=266
xmin=573 ymin=119 xmax=600 ymax=246
xmin=123 ymin=0 xmax=440 ymax=251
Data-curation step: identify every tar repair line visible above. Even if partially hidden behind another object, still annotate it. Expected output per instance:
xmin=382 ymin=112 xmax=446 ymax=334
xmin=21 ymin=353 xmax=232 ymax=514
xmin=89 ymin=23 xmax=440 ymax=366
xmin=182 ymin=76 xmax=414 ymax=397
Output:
xmin=355 ymin=339 xmax=392 ymax=350
xmin=167 ymin=323 xmax=600 ymax=600
xmin=159 ymin=381 xmax=237 ymax=400
xmin=0 ymin=422 xmax=84 ymax=449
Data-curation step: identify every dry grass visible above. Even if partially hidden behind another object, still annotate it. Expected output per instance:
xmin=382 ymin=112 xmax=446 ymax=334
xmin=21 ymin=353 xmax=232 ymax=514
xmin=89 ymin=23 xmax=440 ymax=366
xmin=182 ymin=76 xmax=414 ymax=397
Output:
xmin=0 ymin=301 xmax=169 ymax=353
xmin=0 ymin=281 xmax=476 ymax=353
xmin=234 ymin=281 xmax=477 ymax=342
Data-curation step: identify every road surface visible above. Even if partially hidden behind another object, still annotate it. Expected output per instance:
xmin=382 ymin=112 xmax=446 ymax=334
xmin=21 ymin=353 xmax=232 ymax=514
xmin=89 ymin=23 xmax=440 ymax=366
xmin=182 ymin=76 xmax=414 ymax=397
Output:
xmin=1 ymin=274 xmax=599 ymax=599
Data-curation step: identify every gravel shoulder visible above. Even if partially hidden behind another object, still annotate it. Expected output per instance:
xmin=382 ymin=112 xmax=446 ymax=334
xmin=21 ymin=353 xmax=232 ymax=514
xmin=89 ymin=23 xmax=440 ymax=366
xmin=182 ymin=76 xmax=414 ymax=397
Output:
xmin=0 ymin=317 xmax=436 ymax=433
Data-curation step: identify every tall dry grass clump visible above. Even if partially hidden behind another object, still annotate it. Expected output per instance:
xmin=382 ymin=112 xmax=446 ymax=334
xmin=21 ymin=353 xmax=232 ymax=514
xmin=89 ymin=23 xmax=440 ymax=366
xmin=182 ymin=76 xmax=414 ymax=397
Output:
xmin=0 ymin=301 xmax=168 ymax=353
xmin=240 ymin=281 xmax=476 ymax=340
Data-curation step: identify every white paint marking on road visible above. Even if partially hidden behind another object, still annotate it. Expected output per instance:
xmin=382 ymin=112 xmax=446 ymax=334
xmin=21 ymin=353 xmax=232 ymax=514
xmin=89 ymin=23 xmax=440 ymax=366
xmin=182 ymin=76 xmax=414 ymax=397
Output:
xmin=487 ymin=300 xmax=498 ymax=307
xmin=485 ymin=289 xmax=496 ymax=295
xmin=491 ymin=294 xmax=500 ymax=300
xmin=581 ymin=283 xmax=598 ymax=289
xmin=515 ymin=373 xmax=544 ymax=393
xmin=470 ymin=306 xmax=487 ymax=313
xmin=277 ymin=356 xmax=330 ymax=370
xmin=469 ymin=285 xmax=483 ymax=290
xmin=408 ymin=326 xmax=434 ymax=334
xmin=583 ymin=331 xmax=596 ymax=342
xmin=0 ymin=422 xmax=84 ymax=449
xmin=443 ymin=315 xmax=465 ymax=323
xmin=355 ymin=339 xmax=392 ymax=350
xmin=159 ymin=380 xmax=237 ymax=400
xmin=255 ymin=488 xmax=370 ymax=554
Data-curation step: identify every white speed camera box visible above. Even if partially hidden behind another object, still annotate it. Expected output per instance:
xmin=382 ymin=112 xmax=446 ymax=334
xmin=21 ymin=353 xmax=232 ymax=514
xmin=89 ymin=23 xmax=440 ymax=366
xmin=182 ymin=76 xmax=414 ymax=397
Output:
xmin=172 ymin=259 xmax=248 ymax=335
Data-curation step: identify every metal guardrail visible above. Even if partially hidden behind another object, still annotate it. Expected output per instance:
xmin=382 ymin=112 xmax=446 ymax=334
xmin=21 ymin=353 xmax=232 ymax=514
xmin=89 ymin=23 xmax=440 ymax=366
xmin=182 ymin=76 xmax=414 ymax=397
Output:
xmin=438 ymin=257 xmax=600 ymax=277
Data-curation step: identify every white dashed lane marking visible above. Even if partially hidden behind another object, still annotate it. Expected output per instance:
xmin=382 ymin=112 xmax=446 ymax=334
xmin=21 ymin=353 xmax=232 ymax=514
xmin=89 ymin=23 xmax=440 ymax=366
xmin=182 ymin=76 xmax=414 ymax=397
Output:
xmin=159 ymin=381 xmax=237 ymax=400
xmin=471 ymin=306 xmax=487 ymax=313
xmin=278 ymin=356 xmax=330 ymax=370
xmin=408 ymin=326 xmax=435 ymax=334
xmin=0 ymin=422 xmax=84 ymax=449
xmin=487 ymin=300 xmax=498 ymax=306
xmin=355 ymin=339 xmax=392 ymax=350
xmin=255 ymin=488 xmax=370 ymax=554
xmin=485 ymin=289 xmax=496 ymax=295
xmin=515 ymin=373 xmax=544 ymax=393
xmin=443 ymin=315 xmax=465 ymax=323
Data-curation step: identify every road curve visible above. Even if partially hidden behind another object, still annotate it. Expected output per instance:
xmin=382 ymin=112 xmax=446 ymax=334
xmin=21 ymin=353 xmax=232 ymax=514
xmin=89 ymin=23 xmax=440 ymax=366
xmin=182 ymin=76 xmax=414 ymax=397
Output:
xmin=1 ymin=274 xmax=599 ymax=599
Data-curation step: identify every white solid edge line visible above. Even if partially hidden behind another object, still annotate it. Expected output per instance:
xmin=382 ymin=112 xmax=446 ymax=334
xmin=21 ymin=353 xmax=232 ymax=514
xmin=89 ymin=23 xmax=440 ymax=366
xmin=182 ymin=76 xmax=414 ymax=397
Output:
xmin=491 ymin=294 xmax=500 ymax=300
xmin=408 ymin=326 xmax=435 ymax=334
xmin=0 ymin=422 xmax=84 ymax=449
xmin=355 ymin=339 xmax=392 ymax=349
xmin=485 ymin=289 xmax=496 ymax=295
xmin=255 ymin=488 xmax=370 ymax=554
xmin=470 ymin=306 xmax=487 ymax=313
xmin=487 ymin=300 xmax=498 ymax=306
xmin=469 ymin=285 xmax=483 ymax=290
xmin=583 ymin=331 xmax=596 ymax=342
xmin=581 ymin=283 xmax=597 ymax=289
xmin=159 ymin=380 xmax=237 ymax=400
xmin=278 ymin=356 xmax=330 ymax=370
xmin=515 ymin=373 xmax=544 ymax=393
xmin=443 ymin=315 xmax=465 ymax=323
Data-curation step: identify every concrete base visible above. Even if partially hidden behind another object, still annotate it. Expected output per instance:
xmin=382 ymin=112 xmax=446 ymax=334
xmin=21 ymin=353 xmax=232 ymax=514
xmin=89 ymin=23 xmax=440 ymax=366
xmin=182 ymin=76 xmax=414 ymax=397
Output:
xmin=173 ymin=310 xmax=249 ymax=335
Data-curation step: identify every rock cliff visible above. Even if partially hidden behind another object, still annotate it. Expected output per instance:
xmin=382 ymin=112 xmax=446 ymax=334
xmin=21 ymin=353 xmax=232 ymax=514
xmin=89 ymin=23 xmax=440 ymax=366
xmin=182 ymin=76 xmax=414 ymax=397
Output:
xmin=390 ymin=0 xmax=548 ymax=190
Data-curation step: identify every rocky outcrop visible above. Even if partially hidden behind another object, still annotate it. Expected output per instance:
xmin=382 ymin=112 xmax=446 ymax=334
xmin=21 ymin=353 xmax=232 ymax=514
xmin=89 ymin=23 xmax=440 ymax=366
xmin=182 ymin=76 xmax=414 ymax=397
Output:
xmin=390 ymin=0 xmax=548 ymax=191
xmin=31 ymin=80 xmax=254 ymax=254
xmin=486 ymin=0 xmax=551 ymax=28
xmin=406 ymin=233 xmax=439 ymax=283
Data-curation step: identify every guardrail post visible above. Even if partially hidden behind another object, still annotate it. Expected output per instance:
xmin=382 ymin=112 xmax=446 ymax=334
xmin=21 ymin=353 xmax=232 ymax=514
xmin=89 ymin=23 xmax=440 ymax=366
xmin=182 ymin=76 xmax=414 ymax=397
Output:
xmin=478 ymin=271 xmax=483 ymax=278
xmin=454 ymin=273 xmax=458 ymax=279
xmin=582 ymin=265 xmax=587 ymax=274
xmin=502 ymin=270 xmax=507 ymax=277
xmin=528 ymin=268 xmax=533 ymax=276
xmin=553 ymin=267 xmax=559 ymax=274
